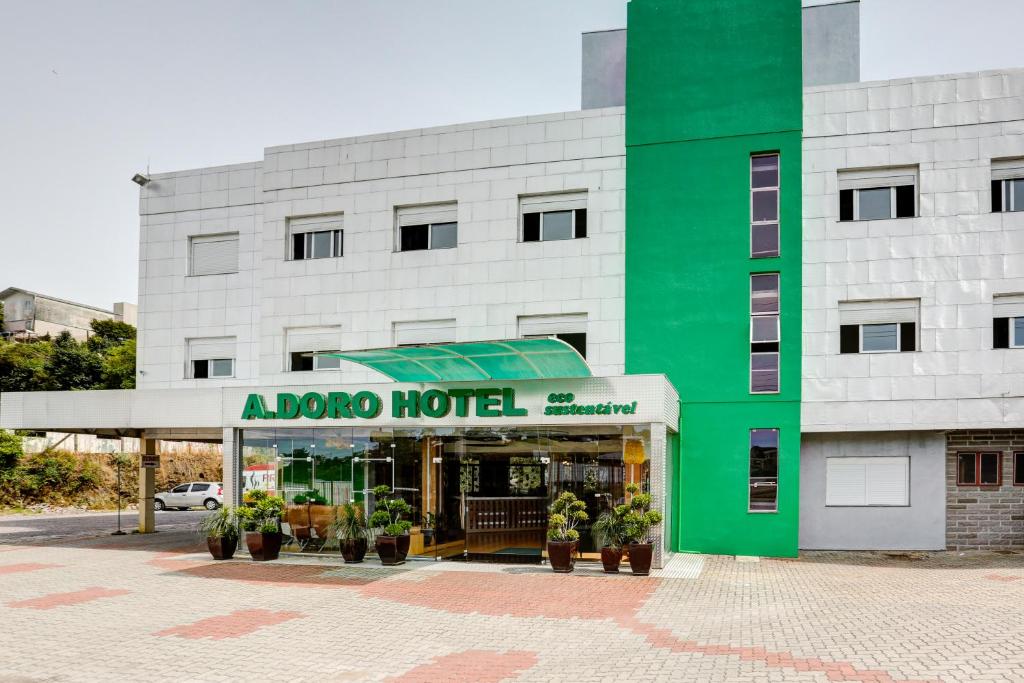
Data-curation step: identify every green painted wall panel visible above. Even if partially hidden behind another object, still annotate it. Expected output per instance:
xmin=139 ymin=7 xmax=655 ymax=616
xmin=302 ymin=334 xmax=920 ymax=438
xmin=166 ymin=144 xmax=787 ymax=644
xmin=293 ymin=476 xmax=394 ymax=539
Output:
xmin=625 ymin=0 xmax=803 ymax=557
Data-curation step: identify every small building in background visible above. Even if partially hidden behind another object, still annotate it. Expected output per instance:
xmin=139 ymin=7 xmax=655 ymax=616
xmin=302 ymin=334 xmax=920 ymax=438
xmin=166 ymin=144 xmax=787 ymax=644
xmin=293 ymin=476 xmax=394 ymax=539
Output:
xmin=0 ymin=287 xmax=136 ymax=341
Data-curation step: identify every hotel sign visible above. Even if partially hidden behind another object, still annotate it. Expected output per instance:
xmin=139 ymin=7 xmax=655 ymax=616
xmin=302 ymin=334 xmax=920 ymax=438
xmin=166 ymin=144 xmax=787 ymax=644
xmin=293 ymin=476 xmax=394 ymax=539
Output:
xmin=242 ymin=388 xmax=639 ymax=421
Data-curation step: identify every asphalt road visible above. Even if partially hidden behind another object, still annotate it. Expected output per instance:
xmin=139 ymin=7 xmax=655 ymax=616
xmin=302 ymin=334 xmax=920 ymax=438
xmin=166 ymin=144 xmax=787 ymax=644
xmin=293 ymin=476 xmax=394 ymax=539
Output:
xmin=0 ymin=509 xmax=206 ymax=544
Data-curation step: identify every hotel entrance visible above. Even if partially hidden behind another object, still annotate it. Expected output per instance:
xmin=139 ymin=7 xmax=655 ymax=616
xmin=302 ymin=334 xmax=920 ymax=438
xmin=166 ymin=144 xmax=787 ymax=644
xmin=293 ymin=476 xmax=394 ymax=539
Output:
xmin=240 ymin=424 xmax=651 ymax=564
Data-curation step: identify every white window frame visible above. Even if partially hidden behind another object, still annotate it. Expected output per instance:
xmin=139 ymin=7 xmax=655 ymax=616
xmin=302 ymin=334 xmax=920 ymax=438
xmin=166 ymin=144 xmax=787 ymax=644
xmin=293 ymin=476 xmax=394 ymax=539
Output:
xmin=288 ymin=214 xmax=344 ymax=261
xmin=838 ymin=167 xmax=918 ymax=221
xmin=748 ymin=428 xmax=780 ymax=514
xmin=992 ymin=159 xmax=1024 ymax=212
xmin=825 ymin=456 xmax=910 ymax=507
xmin=750 ymin=273 xmax=780 ymax=395
xmin=750 ymin=153 xmax=780 ymax=258
xmin=190 ymin=358 xmax=234 ymax=379
xmin=189 ymin=233 xmax=240 ymax=276
xmin=750 ymin=315 xmax=780 ymax=344
xmin=395 ymin=204 xmax=458 ymax=252
xmin=519 ymin=192 xmax=588 ymax=243
xmin=750 ymin=351 xmax=780 ymax=394
xmin=1011 ymin=317 xmax=1024 ymax=349
xmin=286 ymin=326 xmax=343 ymax=371
xmin=858 ymin=322 xmax=901 ymax=354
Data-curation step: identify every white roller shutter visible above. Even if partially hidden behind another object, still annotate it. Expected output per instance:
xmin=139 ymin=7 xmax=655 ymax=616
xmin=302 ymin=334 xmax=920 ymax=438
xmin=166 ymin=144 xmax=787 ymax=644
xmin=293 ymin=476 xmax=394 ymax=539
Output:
xmin=826 ymin=456 xmax=909 ymax=506
xmin=190 ymin=234 xmax=239 ymax=276
xmin=838 ymin=167 xmax=918 ymax=191
xmin=520 ymin=192 xmax=588 ymax=213
xmin=994 ymin=294 xmax=1024 ymax=319
xmin=991 ymin=158 xmax=1024 ymax=181
xmin=518 ymin=313 xmax=588 ymax=337
xmin=394 ymin=319 xmax=456 ymax=345
xmin=188 ymin=337 xmax=235 ymax=361
xmin=290 ymin=213 xmax=343 ymax=231
xmin=396 ymin=204 xmax=457 ymax=227
xmin=287 ymin=326 xmax=342 ymax=353
xmin=839 ymin=299 xmax=919 ymax=325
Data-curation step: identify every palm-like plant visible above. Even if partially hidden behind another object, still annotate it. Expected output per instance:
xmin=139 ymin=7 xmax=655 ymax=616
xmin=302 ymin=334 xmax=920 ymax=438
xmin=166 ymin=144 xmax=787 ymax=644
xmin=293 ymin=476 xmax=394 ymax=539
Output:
xmin=330 ymin=502 xmax=368 ymax=541
xmin=198 ymin=505 xmax=239 ymax=540
xmin=592 ymin=506 xmax=629 ymax=550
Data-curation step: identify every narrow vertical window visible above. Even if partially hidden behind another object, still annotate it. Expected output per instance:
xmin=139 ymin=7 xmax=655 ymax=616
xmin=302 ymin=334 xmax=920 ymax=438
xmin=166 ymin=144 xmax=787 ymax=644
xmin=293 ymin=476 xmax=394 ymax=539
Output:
xmin=749 ymin=429 xmax=779 ymax=512
xmin=751 ymin=154 xmax=779 ymax=258
xmin=750 ymin=273 xmax=780 ymax=393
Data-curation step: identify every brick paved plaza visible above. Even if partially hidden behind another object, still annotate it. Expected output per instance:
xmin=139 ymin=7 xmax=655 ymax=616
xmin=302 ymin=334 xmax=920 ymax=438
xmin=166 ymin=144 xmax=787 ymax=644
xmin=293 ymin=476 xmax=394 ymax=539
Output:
xmin=0 ymin=516 xmax=1021 ymax=682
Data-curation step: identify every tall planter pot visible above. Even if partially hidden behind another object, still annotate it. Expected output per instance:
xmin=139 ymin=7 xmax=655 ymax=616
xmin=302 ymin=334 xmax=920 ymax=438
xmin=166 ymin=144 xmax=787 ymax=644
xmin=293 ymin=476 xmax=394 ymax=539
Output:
xmin=375 ymin=535 xmax=410 ymax=566
xmin=207 ymin=536 xmax=237 ymax=560
xmin=600 ymin=546 xmax=623 ymax=573
xmin=547 ymin=540 xmax=578 ymax=573
xmin=628 ymin=542 xmax=653 ymax=576
xmin=246 ymin=531 xmax=282 ymax=562
xmin=341 ymin=538 xmax=368 ymax=564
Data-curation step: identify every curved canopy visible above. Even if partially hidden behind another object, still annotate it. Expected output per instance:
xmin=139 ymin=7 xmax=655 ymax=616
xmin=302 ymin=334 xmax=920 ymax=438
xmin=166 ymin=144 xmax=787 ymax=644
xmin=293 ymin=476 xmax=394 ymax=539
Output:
xmin=322 ymin=338 xmax=591 ymax=383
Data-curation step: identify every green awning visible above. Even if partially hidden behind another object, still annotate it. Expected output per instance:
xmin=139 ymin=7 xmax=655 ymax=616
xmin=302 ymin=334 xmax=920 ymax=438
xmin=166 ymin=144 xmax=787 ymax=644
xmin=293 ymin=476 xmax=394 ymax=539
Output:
xmin=322 ymin=338 xmax=591 ymax=382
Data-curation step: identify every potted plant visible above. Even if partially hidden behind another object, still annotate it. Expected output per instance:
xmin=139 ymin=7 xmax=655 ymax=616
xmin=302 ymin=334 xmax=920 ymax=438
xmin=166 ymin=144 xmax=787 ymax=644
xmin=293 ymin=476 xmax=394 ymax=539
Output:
xmin=592 ymin=506 xmax=628 ymax=573
xmin=622 ymin=483 xmax=663 ymax=576
xmin=198 ymin=505 xmax=240 ymax=560
xmin=369 ymin=485 xmax=413 ymax=566
xmin=238 ymin=489 xmax=285 ymax=562
xmin=547 ymin=491 xmax=588 ymax=573
xmin=330 ymin=502 xmax=369 ymax=563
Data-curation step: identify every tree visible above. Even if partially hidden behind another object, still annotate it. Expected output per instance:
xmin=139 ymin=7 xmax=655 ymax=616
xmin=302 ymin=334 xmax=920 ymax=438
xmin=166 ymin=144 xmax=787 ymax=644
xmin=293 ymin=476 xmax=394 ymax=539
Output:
xmin=44 ymin=331 xmax=102 ymax=390
xmin=0 ymin=339 xmax=52 ymax=392
xmin=0 ymin=430 xmax=21 ymax=473
xmin=86 ymin=319 xmax=136 ymax=354
xmin=101 ymin=339 xmax=136 ymax=389
xmin=0 ymin=301 xmax=5 ymax=329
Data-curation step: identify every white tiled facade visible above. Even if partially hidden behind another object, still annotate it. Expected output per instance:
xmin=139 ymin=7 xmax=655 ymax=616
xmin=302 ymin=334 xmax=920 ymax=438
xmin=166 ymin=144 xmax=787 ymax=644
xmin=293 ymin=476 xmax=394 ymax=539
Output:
xmin=137 ymin=108 xmax=626 ymax=389
xmin=802 ymin=69 xmax=1024 ymax=432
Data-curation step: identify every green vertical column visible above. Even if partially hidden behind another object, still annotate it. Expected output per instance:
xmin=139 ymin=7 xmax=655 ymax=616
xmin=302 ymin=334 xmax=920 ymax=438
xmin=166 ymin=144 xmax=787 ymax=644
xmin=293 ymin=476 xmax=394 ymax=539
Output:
xmin=625 ymin=0 xmax=802 ymax=557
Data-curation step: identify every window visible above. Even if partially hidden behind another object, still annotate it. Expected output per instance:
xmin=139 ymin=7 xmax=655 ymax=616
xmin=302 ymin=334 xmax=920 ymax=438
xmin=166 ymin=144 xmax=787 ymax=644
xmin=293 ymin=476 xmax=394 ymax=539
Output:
xmin=750 ymin=153 xmax=779 ymax=258
xmin=825 ymin=457 xmax=909 ymax=506
xmin=189 ymin=233 xmax=239 ymax=276
xmin=839 ymin=299 xmax=919 ymax=354
xmin=518 ymin=313 xmax=588 ymax=359
xmin=520 ymin=192 xmax=588 ymax=242
xmin=838 ymin=167 xmax=917 ymax=220
xmin=991 ymin=158 xmax=1024 ymax=212
xmin=1014 ymin=452 xmax=1023 ymax=486
xmin=286 ymin=326 xmax=342 ymax=371
xmin=957 ymin=452 xmax=1002 ymax=486
xmin=750 ymin=274 xmax=779 ymax=393
xmin=187 ymin=337 xmax=235 ymax=379
xmin=393 ymin=319 xmax=456 ymax=346
xmin=749 ymin=429 xmax=779 ymax=512
xmin=172 ymin=484 xmax=191 ymax=493
xmin=289 ymin=214 xmax=343 ymax=260
xmin=191 ymin=484 xmax=211 ymax=492
xmin=396 ymin=204 xmax=457 ymax=252
xmin=992 ymin=294 xmax=1024 ymax=349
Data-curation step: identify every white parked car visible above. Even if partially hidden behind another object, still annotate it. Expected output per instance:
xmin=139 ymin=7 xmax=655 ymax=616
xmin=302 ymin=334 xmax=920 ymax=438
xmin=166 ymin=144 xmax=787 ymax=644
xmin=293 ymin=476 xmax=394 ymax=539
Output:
xmin=154 ymin=482 xmax=223 ymax=511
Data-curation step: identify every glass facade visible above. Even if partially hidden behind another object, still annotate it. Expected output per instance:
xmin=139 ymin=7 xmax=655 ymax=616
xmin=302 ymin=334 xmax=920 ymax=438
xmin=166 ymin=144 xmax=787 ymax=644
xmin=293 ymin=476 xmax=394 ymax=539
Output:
xmin=240 ymin=424 xmax=652 ymax=563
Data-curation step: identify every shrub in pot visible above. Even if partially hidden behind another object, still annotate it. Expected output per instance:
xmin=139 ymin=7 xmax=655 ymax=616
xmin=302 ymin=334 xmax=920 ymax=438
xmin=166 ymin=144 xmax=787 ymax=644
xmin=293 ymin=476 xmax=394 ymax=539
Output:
xmin=237 ymin=490 xmax=285 ymax=562
xmin=622 ymin=483 xmax=663 ymax=576
xmin=421 ymin=512 xmax=436 ymax=546
xmin=547 ymin=491 xmax=588 ymax=573
xmin=369 ymin=485 xmax=413 ymax=566
xmin=198 ymin=505 xmax=240 ymax=560
xmin=330 ymin=502 xmax=369 ymax=563
xmin=592 ymin=506 xmax=629 ymax=573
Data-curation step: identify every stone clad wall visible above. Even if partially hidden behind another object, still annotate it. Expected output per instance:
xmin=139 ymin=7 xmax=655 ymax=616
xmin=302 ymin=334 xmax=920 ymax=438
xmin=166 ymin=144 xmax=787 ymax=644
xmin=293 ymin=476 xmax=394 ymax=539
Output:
xmin=946 ymin=429 xmax=1024 ymax=549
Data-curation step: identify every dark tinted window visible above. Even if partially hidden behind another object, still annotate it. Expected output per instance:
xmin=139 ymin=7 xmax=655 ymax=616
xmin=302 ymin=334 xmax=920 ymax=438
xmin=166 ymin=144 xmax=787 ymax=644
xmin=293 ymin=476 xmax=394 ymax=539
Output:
xmin=839 ymin=189 xmax=854 ymax=221
xmin=574 ymin=209 xmax=587 ymax=238
xmin=957 ymin=453 xmax=977 ymax=484
xmin=192 ymin=360 xmax=209 ymax=379
xmin=191 ymin=484 xmax=210 ymax=492
xmin=895 ymin=185 xmax=916 ymax=218
xmin=292 ymin=233 xmax=305 ymax=259
xmin=992 ymin=179 xmax=1003 ymax=213
xmin=172 ymin=484 xmax=191 ymax=493
xmin=557 ymin=333 xmax=586 ymax=359
xmin=290 ymin=352 xmax=314 ymax=372
xmin=400 ymin=224 xmax=429 ymax=251
xmin=523 ymin=213 xmax=540 ymax=242
xmin=980 ymin=452 xmax=1000 ymax=485
xmin=1014 ymin=452 xmax=1023 ymax=485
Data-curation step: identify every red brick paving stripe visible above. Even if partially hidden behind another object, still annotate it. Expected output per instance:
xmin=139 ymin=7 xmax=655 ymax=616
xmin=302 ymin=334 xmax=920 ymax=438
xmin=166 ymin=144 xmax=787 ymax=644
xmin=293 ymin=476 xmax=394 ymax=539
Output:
xmin=983 ymin=573 xmax=1021 ymax=582
xmin=154 ymin=609 xmax=304 ymax=640
xmin=387 ymin=650 xmax=538 ymax=683
xmin=0 ymin=562 xmax=61 ymax=575
xmin=358 ymin=571 xmax=658 ymax=619
xmin=7 ymin=587 xmax=130 ymax=610
xmin=617 ymin=616 xmax=939 ymax=683
xmin=168 ymin=561 xmax=376 ymax=588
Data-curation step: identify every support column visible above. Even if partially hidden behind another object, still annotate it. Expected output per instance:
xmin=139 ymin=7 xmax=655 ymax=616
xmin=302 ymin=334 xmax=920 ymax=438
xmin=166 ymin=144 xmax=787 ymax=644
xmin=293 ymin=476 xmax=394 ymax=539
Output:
xmin=223 ymin=428 xmax=239 ymax=506
xmin=138 ymin=438 xmax=157 ymax=534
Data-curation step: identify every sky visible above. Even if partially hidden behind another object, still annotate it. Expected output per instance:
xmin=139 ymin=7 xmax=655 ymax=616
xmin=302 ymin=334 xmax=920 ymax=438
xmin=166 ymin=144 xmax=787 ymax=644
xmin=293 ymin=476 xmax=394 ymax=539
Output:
xmin=0 ymin=0 xmax=1021 ymax=310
